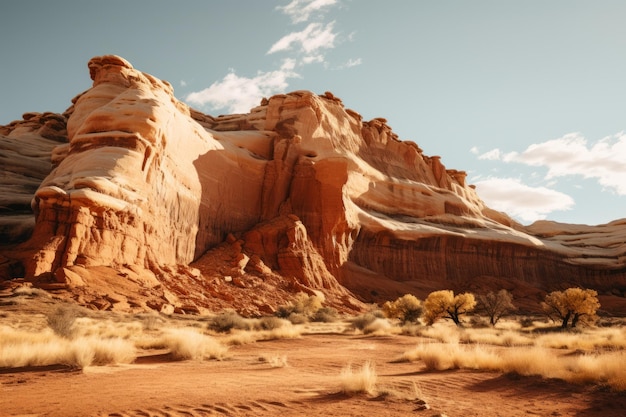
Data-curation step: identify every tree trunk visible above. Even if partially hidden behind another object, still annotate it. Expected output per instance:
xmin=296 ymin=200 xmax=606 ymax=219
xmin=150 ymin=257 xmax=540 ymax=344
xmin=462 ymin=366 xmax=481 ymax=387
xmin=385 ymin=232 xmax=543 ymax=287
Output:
xmin=446 ymin=309 xmax=461 ymax=326
xmin=561 ymin=311 xmax=571 ymax=329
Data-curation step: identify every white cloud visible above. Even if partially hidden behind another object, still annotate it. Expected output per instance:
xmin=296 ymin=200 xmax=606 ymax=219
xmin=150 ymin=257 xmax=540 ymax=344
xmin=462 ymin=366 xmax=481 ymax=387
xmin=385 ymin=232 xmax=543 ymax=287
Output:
xmin=179 ymin=80 xmax=187 ymax=87
xmin=471 ymin=131 xmax=626 ymax=223
xmin=277 ymin=0 xmax=338 ymax=24
xmin=478 ymin=148 xmax=503 ymax=161
xmin=473 ymin=177 xmax=575 ymax=224
xmin=302 ymin=54 xmax=325 ymax=64
xmin=342 ymin=58 xmax=362 ymax=68
xmin=268 ymin=22 xmax=337 ymax=55
xmin=478 ymin=148 xmax=518 ymax=162
xmin=185 ymin=60 xmax=299 ymax=114
xmin=514 ymin=132 xmax=626 ymax=195
xmin=184 ymin=0 xmax=351 ymax=115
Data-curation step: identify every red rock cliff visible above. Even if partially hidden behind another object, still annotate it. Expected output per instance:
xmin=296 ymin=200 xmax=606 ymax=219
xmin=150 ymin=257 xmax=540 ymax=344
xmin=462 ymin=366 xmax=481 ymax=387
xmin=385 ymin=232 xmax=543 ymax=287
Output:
xmin=1 ymin=55 xmax=625 ymax=314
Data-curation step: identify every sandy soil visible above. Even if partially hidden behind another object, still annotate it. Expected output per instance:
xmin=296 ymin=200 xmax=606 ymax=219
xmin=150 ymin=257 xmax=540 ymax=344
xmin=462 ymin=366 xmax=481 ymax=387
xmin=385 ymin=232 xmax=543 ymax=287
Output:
xmin=2 ymin=327 xmax=626 ymax=417
xmin=1 ymin=290 xmax=625 ymax=417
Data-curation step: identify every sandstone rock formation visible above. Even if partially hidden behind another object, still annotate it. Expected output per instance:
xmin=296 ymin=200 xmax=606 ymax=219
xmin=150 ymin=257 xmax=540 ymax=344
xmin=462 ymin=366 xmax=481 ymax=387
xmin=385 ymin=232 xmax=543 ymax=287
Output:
xmin=0 ymin=112 xmax=67 ymax=243
xmin=0 ymin=55 xmax=624 ymax=315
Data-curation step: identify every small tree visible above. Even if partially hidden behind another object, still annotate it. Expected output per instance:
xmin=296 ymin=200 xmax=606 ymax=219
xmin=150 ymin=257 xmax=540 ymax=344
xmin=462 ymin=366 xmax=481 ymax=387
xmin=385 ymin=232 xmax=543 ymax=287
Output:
xmin=542 ymin=287 xmax=600 ymax=328
xmin=382 ymin=294 xmax=423 ymax=324
xmin=423 ymin=290 xmax=476 ymax=326
xmin=477 ymin=289 xmax=516 ymax=326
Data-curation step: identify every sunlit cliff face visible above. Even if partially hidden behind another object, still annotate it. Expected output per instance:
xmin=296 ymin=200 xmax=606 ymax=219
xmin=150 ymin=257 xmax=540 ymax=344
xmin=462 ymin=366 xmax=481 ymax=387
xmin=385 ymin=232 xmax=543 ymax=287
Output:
xmin=0 ymin=56 xmax=623 ymax=314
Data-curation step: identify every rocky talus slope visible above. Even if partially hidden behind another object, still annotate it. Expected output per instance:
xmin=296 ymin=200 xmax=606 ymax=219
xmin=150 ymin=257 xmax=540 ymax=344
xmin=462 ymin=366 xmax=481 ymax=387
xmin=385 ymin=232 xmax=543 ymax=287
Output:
xmin=1 ymin=55 xmax=624 ymax=315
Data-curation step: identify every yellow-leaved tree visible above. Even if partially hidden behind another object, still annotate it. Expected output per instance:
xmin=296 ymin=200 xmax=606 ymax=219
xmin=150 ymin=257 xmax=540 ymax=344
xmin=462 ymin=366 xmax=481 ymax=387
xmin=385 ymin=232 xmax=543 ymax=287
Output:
xmin=422 ymin=290 xmax=476 ymax=326
xmin=541 ymin=287 xmax=600 ymax=328
xmin=382 ymin=294 xmax=423 ymax=323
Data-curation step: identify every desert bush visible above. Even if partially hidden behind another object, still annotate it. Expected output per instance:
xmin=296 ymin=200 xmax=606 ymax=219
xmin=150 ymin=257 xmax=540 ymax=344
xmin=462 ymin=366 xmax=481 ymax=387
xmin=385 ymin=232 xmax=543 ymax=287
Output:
xmin=518 ymin=316 xmax=536 ymax=328
xmin=207 ymin=311 xmax=250 ymax=333
xmin=164 ymin=328 xmax=228 ymax=360
xmin=350 ymin=312 xmax=379 ymax=331
xmin=47 ymin=305 xmax=82 ymax=338
xmin=468 ymin=315 xmax=490 ymax=328
xmin=286 ymin=312 xmax=308 ymax=324
xmin=340 ymin=361 xmax=377 ymax=395
xmin=276 ymin=292 xmax=324 ymax=320
xmin=382 ymin=294 xmax=423 ymax=324
xmin=255 ymin=316 xmax=288 ymax=331
xmin=362 ymin=318 xmax=399 ymax=335
xmin=477 ymin=290 xmax=515 ymax=326
xmin=542 ymin=287 xmax=600 ymax=328
xmin=400 ymin=322 xmax=426 ymax=336
xmin=423 ymin=290 xmax=476 ymax=326
xmin=311 ymin=306 xmax=339 ymax=323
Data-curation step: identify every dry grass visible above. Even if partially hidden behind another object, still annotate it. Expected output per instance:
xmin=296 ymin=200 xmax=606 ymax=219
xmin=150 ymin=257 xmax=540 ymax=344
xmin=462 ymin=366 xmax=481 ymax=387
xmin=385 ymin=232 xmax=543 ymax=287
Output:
xmin=73 ymin=317 xmax=144 ymax=340
xmin=222 ymin=324 xmax=302 ymax=345
xmin=258 ymin=354 xmax=289 ymax=368
xmin=393 ymin=317 xmax=626 ymax=391
xmin=400 ymin=341 xmax=500 ymax=371
xmin=566 ymin=351 xmax=626 ymax=389
xmin=4 ymin=297 xmax=625 ymax=395
xmin=534 ymin=327 xmax=626 ymax=350
xmin=0 ymin=326 xmax=136 ymax=368
xmin=415 ymin=323 xmax=461 ymax=344
xmin=339 ymin=361 xmax=378 ymax=395
xmin=376 ymin=380 xmax=425 ymax=402
xmin=459 ymin=328 xmax=534 ymax=347
xmin=359 ymin=318 xmax=402 ymax=336
xmin=401 ymin=340 xmax=626 ymax=391
xmin=162 ymin=328 xmax=228 ymax=360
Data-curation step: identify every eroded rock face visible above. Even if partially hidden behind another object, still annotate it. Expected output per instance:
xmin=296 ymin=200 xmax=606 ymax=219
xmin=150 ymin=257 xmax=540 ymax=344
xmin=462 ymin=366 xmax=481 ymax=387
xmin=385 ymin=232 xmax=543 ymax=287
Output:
xmin=0 ymin=112 xmax=68 ymax=243
xmin=1 ymin=55 xmax=625 ymax=314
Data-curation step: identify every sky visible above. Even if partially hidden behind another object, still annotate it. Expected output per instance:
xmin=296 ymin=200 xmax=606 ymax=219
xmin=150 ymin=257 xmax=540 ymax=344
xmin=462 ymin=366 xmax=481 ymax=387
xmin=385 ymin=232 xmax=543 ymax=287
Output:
xmin=1 ymin=0 xmax=625 ymax=226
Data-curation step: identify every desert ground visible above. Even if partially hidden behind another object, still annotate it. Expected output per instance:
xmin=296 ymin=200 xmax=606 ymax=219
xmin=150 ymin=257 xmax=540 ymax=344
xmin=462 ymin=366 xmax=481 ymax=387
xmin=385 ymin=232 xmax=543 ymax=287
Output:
xmin=1 ymin=288 xmax=625 ymax=417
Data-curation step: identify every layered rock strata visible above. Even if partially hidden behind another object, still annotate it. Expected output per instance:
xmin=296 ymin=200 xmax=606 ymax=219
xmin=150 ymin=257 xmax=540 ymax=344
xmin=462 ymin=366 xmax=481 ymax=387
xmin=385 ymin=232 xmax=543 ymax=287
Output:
xmin=0 ymin=55 xmax=624 ymax=314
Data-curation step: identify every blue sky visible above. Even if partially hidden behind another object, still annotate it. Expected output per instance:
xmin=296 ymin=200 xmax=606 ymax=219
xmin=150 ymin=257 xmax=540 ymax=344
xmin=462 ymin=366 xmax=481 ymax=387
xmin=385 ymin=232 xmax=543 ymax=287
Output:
xmin=1 ymin=0 xmax=625 ymax=226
